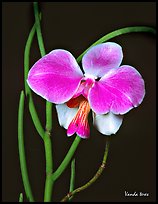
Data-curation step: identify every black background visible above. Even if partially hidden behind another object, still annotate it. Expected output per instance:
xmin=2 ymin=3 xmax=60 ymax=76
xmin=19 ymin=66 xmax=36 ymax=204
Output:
xmin=2 ymin=2 xmax=156 ymax=202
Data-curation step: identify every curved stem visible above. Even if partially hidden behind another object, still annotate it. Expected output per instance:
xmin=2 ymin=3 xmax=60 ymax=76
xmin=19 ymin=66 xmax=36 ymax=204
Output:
xmin=24 ymin=14 xmax=45 ymax=139
xmin=24 ymin=24 xmax=35 ymax=96
xmin=28 ymin=94 xmax=45 ymax=139
xmin=77 ymin=26 xmax=156 ymax=62
xmin=61 ymin=138 xmax=110 ymax=202
xmin=18 ymin=91 xmax=34 ymax=202
xmin=33 ymin=2 xmax=45 ymax=56
xmin=33 ymin=2 xmax=53 ymax=133
xmin=33 ymin=2 xmax=54 ymax=201
xmin=52 ymin=136 xmax=81 ymax=182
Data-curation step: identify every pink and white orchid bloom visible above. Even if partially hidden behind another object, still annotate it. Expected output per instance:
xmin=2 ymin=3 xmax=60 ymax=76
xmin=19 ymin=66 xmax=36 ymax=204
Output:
xmin=27 ymin=42 xmax=145 ymax=139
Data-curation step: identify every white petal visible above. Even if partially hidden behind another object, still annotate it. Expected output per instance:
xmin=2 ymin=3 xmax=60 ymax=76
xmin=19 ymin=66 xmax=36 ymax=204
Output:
xmin=93 ymin=112 xmax=123 ymax=135
xmin=56 ymin=104 xmax=78 ymax=129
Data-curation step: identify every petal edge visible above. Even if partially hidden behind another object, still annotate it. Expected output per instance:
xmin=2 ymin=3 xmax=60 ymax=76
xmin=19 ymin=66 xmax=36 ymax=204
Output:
xmin=27 ymin=49 xmax=83 ymax=104
xmin=93 ymin=112 xmax=123 ymax=135
xmin=82 ymin=42 xmax=123 ymax=78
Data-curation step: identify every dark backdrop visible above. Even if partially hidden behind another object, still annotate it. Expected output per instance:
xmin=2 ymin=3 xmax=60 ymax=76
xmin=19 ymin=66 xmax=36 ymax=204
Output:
xmin=2 ymin=2 xmax=156 ymax=202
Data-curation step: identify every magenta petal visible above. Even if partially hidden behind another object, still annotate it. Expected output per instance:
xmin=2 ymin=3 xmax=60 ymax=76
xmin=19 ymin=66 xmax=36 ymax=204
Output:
xmin=27 ymin=49 xmax=83 ymax=104
xmin=82 ymin=42 xmax=123 ymax=78
xmin=88 ymin=65 xmax=145 ymax=114
xmin=67 ymin=120 xmax=90 ymax=139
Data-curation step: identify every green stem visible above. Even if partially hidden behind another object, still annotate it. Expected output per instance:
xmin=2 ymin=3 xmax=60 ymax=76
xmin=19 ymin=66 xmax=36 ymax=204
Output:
xmin=24 ymin=24 xmax=36 ymax=96
xmin=43 ymin=131 xmax=54 ymax=202
xmin=28 ymin=94 xmax=45 ymax=139
xmin=69 ymin=159 xmax=75 ymax=192
xmin=33 ymin=3 xmax=53 ymax=134
xmin=44 ymin=103 xmax=53 ymax=201
xmin=24 ymin=14 xmax=45 ymax=139
xmin=44 ymin=176 xmax=54 ymax=202
xmin=18 ymin=91 xmax=34 ymax=202
xmin=46 ymin=102 xmax=53 ymax=132
xmin=68 ymin=159 xmax=75 ymax=201
xmin=52 ymin=136 xmax=81 ymax=181
xmin=77 ymin=26 xmax=156 ymax=62
xmin=33 ymin=2 xmax=53 ymax=201
xmin=61 ymin=138 xmax=110 ymax=202
xmin=19 ymin=193 xmax=23 ymax=202
xmin=33 ymin=2 xmax=45 ymax=57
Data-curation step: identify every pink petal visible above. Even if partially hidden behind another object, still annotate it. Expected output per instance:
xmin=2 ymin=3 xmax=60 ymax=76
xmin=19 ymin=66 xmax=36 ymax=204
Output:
xmin=27 ymin=49 xmax=83 ymax=104
xmin=67 ymin=100 xmax=90 ymax=139
xmin=67 ymin=120 xmax=90 ymax=139
xmin=82 ymin=42 xmax=123 ymax=78
xmin=93 ymin=112 xmax=123 ymax=135
xmin=88 ymin=65 xmax=145 ymax=114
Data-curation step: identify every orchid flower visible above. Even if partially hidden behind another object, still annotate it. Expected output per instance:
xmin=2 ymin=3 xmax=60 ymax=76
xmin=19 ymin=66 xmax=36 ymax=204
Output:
xmin=27 ymin=42 xmax=145 ymax=139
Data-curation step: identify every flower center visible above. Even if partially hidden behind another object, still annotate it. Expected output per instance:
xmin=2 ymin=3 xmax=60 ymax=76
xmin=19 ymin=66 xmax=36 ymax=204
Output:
xmin=66 ymin=96 xmax=91 ymax=138
xmin=73 ymin=77 xmax=95 ymax=99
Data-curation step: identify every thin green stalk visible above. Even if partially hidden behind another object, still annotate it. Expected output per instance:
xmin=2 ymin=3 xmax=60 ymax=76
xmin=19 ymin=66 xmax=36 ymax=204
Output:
xmin=18 ymin=91 xmax=34 ymax=202
xmin=52 ymin=136 xmax=81 ymax=181
xmin=19 ymin=193 xmax=23 ymax=202
xmin=28 ymin=94 xmax=45 ymax=139
xmin=77 ymin=26 xmax=156 ymax=62
xmin=24 ymin=14 xmax=45 ymax=139
xmin=69 ymin=159 xmax=75 ymax=192
xmin=33 ymin=2 xmax=53 ymax=201
xmin=43 ymin=103 xmax=53 ymax=201
xmin=33 ymin=2 xmax=45 ymax=57
xmin=68 ymin=159 xmax=75 ymax=201
xmin=33 ymin=2 xmax=53 ymax=133
xmin=43 ymin=131 xmax=54 ymax=202
xmin=44 ymin=175 xmax=54 ymax=202
xmin=24 ymin=24 xmax=36 ymax=96
xmin=61 ymin=138 xmax=110 ymax=202
xmin=46 ymin=102 xmax=53 ymax=132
